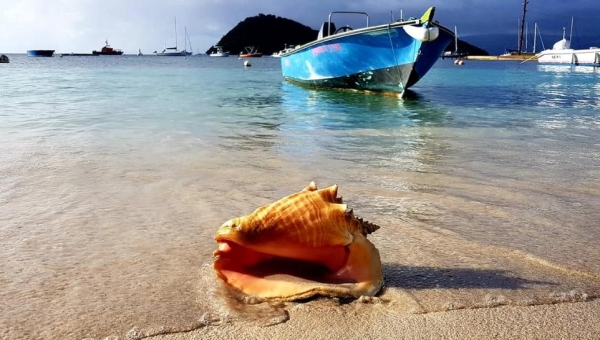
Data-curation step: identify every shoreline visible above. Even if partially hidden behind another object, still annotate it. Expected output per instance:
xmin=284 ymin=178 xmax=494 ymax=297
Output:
xmin=149 ymin=299 xmax=600 ymax=339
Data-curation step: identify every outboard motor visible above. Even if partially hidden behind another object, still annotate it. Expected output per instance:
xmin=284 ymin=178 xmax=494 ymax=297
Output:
xmin=317 ymin=21 xmax=337 ymax=39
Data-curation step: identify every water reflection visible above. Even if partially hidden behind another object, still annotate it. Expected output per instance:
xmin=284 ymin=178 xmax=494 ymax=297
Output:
xmin=216 ymin=93 xmax=284 ymax=152
xmin=225 ymin=93 xmax=284 ymax=110
xmin=535 ymin=65 xmax=600 ymax=109
xmin=537 ymin=65 xmax=600 ymax=74
xmin=280 ymin=83 xmax=448 ymax=131
xmin=277 ymin=83 xmax=451 ymax=175
xmin=215 ymin=83 xmax=451 ymax=159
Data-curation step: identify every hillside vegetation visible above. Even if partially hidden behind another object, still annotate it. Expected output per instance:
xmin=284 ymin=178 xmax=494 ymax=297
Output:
xmin=205 ymin=14 xmax=317 ymax=55
xmin=206 ymin=14 xmax=489 ymax=56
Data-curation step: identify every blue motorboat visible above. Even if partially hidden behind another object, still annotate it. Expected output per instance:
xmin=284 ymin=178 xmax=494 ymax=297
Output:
xmin=280 ymin=7 xmax=454 ymax=95
xmin=27 ymin=50 xmax=55 ymax=57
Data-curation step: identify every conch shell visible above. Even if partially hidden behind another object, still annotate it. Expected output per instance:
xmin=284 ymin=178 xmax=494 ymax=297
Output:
xmin=213 ymin=182 xmax=383 ymax=301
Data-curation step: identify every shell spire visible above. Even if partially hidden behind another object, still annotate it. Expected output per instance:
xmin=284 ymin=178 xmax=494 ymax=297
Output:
xmin=345 ymin=208 xmax=380 ymax=236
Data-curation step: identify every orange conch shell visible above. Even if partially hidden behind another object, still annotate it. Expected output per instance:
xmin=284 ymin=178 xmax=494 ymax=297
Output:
xmin=213 ymin=182 xmax=383 ymax=301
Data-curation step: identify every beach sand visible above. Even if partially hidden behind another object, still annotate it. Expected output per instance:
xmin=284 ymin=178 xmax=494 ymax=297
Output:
xmin=148 ymin=299 xmax=600 ymax=340
xmin=138 ymin=219 xmax=600 ymax=340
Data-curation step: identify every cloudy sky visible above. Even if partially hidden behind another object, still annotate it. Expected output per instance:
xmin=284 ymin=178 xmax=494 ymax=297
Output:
xmin=0 ymin=0 xmax=598 ymax=54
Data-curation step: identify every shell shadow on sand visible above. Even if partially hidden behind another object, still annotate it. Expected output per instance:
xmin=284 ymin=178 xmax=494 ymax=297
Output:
xmin=379 ymin=263 xmax=600 ymax=313
xmin=382 ymin=264 xmax=556 ymax=290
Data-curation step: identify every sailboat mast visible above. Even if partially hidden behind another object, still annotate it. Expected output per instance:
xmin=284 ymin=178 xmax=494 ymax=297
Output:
xmin=186 ymin=27 xmax=193 ymax=53
xmin=569 ymin=16 xmax=574 ymax=42
xmin=454 ymin=26 xmax=458 ymax=53
xmin=525 ymin=23 xmax=528 ymax=52
xmin=517 ymin=18 xmax=520 ymax=50
xmin=517 ymin=0 xmax=529 ymax=55
xmin=533 ymin=22 xmax=537 ymax=53
xmin=174 ymin=17 xmax=178 ymax=50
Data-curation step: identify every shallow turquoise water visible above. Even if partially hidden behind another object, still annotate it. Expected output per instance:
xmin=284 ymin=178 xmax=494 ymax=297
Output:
xmin=1 ymin=55 xmax=599 ymax=339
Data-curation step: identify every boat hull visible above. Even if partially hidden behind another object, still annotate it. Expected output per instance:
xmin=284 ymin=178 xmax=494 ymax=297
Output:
xmin=155 ymin=51 xmax=192 ymax=56
xmin=27 ymin=50 xmax=55 ymax=57
xmin=537 ymin=48 xmax=600 ymax=65
xmin=239 ymin=53 xmax=263 ymax=58
xmin=92 ymin=51 xmax=124 ymax=56
xmin=280 ymin=22 xmax=453 ymax=93
xmin=60 ymin=53 xmax=97 ymax=57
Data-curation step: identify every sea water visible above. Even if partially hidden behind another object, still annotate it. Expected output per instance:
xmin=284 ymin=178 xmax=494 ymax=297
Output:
xmin=1 ymin=55 xmax=599 ymax=339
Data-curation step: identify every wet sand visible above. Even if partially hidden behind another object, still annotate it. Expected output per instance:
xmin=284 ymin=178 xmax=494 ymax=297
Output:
xmin=3 ymin=145 xmax=600 ymax=339
xmin=150 ymin=300 xmax=600 ymax=340
xmin=140 ymin=216 xmax=600 ymax=340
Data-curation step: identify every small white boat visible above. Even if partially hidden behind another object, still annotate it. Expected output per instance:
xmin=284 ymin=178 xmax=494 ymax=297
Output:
xmin=209 ymin=46 xmax=229 ymax=57
xmin=536 ymin=20 xmax=600 ymax=66
xmin=272 ymin=44 xmax=295 ymax=57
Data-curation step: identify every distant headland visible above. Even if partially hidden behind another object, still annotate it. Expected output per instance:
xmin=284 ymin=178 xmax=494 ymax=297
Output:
xmin=205 ymin=14 xmax=317 ymax=56
xmin=205 ymin=13 xmax=490 ymax=56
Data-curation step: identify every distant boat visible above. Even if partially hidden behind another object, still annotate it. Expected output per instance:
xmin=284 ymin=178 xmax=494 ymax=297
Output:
xmin=239 ymin=46 xmax=263 ymax=58
xmin=280 ymin=7 xmax=453 ymax=94
xmin=92 ymin=39 xmax=123 ymax=55
xmin=137 ymin=49 xmax=143 ymax=56
xmin=60 ymin=53 xmax=97 ymax=57
xmin=272 ymin=44 xmax=295 ymax=58
xmin=536 ymin=21 xmax=600 ymax=66
xmin=155 ymin=18 xmax=193 ymax=56
xmin=27 ymin=50 xmax=55 ymax=57
xmin=155 ymin=48 xmax=191 ymax=57
xmin=209 ymin=45 xmax=229 ymax=57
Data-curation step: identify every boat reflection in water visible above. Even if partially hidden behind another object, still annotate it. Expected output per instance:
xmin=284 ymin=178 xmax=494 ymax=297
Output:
xmin=279 ymin=82 xmax=449 ymax=174
xmin=280 ymin=82 xmax=446 ymax=130
xmin=537 ymin=65 xmax=600 ymax=74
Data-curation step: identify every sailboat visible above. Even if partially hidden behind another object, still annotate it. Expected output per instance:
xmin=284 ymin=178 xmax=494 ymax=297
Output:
xmin=442 ymin=26 xmax=463 ymax=59
xmin=154 ymin=18 xmax=193 ymax=56
xmin=184 ymin=28 xmax=193 ymax=56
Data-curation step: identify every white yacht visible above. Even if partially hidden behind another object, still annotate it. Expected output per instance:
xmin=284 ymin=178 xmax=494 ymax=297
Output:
xmin=537 ymin=23 xmax=600 ymax=65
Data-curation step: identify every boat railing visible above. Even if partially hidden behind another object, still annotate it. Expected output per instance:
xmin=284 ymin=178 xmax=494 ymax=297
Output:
xmin=327 ymin=11 xmax=370 ymax=35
